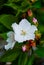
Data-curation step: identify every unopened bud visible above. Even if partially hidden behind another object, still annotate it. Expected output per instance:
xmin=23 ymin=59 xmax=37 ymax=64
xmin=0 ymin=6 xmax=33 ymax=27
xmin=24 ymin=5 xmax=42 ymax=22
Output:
xmin=35 ymin=31 xmax=41 ymax=40
xmin=28 ymin=10 xmax=33 ymax=17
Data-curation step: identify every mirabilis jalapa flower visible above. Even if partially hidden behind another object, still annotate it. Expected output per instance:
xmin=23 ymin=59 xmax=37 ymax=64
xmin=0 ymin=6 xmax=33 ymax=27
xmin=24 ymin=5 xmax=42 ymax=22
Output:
xmin=12 ymin=19 xmax=37 ymax=43
xmin=5 ymin=31 xmax=16 ymax=50
xmin=5 ymin=19 xmax=37 ymax=50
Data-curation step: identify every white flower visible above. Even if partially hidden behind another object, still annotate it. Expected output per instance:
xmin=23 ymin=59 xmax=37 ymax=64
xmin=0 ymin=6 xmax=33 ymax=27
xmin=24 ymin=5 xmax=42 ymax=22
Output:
xmin=12 ymin=19 xmax=37 ymax=43
xmin=5 ymin=31 xmax=16 ymax=50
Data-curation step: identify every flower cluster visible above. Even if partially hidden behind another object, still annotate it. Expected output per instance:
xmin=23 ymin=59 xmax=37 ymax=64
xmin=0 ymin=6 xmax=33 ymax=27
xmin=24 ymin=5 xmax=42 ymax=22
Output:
xmin=4 ymin=18 xmax=40 ymax=53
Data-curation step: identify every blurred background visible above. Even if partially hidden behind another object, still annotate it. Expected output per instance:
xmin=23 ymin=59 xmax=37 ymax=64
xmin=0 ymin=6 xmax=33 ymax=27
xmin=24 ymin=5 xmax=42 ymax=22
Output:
xmin=0 ymin=0 xmax=44 ymax=65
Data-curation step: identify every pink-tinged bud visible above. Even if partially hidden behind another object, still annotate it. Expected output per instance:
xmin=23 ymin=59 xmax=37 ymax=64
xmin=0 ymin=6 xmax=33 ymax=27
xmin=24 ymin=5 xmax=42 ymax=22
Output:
xmin=33 ymin=18 xmax=37 ymax=24
xmin=28 ymin=10 xmax=33 ymax=17
xmin=33 ymin=17 xmax=38 ymax=24
xmin=22 ymin=45 xmax=26 ymax=52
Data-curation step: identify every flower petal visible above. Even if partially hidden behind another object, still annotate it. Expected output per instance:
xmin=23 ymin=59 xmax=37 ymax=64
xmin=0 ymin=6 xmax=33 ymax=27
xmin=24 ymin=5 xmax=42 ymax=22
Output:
xmin=19 ymin=19 xmax=31 ymax=30
xmin=5 ymin=41 xmax=16 ymax=50
xmin=15 ymin=34 xmax=24 ymax=43
xmin=7 ymin=31 xmax=14 ymax=38
xmin=26 ymin=33 xmax=35 ymax=40
xmin=12 ymin=23 xmax=18 ymax=32
xmin=12 ymin=23 xmax=21 ymax=35
xmin=31 ymin=25 xmax=37 ymax=33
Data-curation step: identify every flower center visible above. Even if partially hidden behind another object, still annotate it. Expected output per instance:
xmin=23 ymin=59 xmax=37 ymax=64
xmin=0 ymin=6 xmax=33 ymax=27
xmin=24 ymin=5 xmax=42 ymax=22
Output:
xmin=21 ymin=30 xmax=26 ymax=36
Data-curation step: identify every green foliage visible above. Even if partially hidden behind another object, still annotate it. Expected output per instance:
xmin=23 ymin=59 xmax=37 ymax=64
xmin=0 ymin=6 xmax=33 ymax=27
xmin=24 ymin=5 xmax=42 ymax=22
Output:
xmin=0 ymin=23 xmax=9 ymax=33
xmin=32 ymin=1 xmax=41 ymax=8
xmin=0 ymin=33 xmax=7 ymax=40
xmin=27 ymin=55 xmax=34 ymax=65
xmin=0 ymin=0 xmax=7 ymax=8
xmin=35 ymin=47 xmax=44 ymax=58
xmin=11 ymin=53 xmax=34 ymax=65
xmin=38 ymin=25 xmax=44 ymax=34
xmin=8 ymin=0 xmax=21 ymax=3
xmin=0 ymin=48 xmax=20 ymax=62
xmin=0 ymin=15 xmax=15 ymax=30
xmin=4 ymin=0 xmax=42 ymax=14
xmin=18 ymin=52 xmax=28 ymax=65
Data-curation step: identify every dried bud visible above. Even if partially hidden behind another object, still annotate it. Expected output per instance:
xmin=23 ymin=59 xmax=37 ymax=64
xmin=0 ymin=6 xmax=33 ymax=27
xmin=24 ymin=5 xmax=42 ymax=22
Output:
xmin=28 ymin=40 xmax=36 ymax=47
xmin=35 ymin=33 xmax=41 ymax=40
xmin=22 ymin=13 xmax=27 ymax=19
xmin=35 ymin=31 xmax=41 ymax=40
xmin=28 ymin=10 xmax=33 ymax=17
xmin=32 ymin=42 xmax=36 ymax=47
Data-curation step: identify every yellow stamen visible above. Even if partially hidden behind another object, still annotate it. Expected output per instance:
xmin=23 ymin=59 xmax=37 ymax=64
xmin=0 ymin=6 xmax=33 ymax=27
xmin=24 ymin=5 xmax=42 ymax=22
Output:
xmin=21 ymin=30 xmax=26 ymax=36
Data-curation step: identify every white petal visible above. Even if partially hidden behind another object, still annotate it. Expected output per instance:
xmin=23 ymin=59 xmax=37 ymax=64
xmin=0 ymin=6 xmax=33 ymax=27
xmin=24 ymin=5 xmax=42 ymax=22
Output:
xmin=6 ymin=38 xmax=14 ymax=43
xmin=15 ymin=34 xmax=24 ymax=43
xmin=12 ymin=23 xmax=21 ymax=35
xmin=31 ymin=25 xmax=37 ymax=33
xmin=19 ymin=19 xmax=31 ymax=30
xmin=6 ymin=31 xmax=15 ymax=43
xmin=25 ymin=33 xmax=35 ymax=40
xmin=12 ymin=23 xmax=18 ymax=32
xmin=5 ymin=41 xmax=16 ymax=50
xmin=5 ymin=43 xmax=12 ymax=50
xmin=6 ymin=38 xmax=12 ymax=43
xmin=15 ymin=33 xmax=35 ymax=43
xmin=11 ymin=41 xmax=16 ymax=49
xmin=7 ymin=31 xmax=14 ymax=38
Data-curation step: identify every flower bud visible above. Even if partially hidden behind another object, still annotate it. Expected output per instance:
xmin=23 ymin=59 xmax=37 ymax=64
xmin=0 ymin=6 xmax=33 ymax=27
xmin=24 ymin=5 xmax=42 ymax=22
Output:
xmin=32 ymin=42 xmax=36 ymax=47
xmin=32 ymin=17 xmax=38 ymax=26
xmin=22 ymin=13 xmax=27 ymax=19
xmin=22 ymin=45 xmax=27 ymax=52
xmin=35 ymin=31 xmax=41 ymax=40
xmin=28 ymin=10 xmax=33 ymax=17
xmin=33 ymin=17 xmax=37 ymax=23
xmin=22 ymin=44 xmax=30 ymax=52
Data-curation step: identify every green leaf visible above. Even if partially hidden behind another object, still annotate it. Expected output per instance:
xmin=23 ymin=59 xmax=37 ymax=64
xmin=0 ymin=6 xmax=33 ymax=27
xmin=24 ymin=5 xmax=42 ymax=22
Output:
xmin=4 ymin=3 xmax=20 ymax=11
xmin=8 ymin=0 xmax=20 ymax=3
xmin=0 ymin=0 xmax=7 ymax=8
xmin=0 ymin=33 xmax=7 ymax=40
xmin=32 ymin=1 xmax=41 ymax=8
xmin=27 ymin=55 xmax=34 ymax=65
xmin=0 ymin=15 xmax=15 ymax=30
xmin=4 ymin=2 xmax=30 ymax=13
xmin=38 ymin=25 xmax=44 ymax=34
xmin=18 ymin=52 xmax=23 ymax=65
xmin=18 ymin=52 xmax=28 ymax=65
xmin=35 ymin=47 xmax=44 ymax=58
xmin=0 ymin=49 xmax=20 ymax=62
xmin=0 ymin=23 xmax=8 ymax=33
